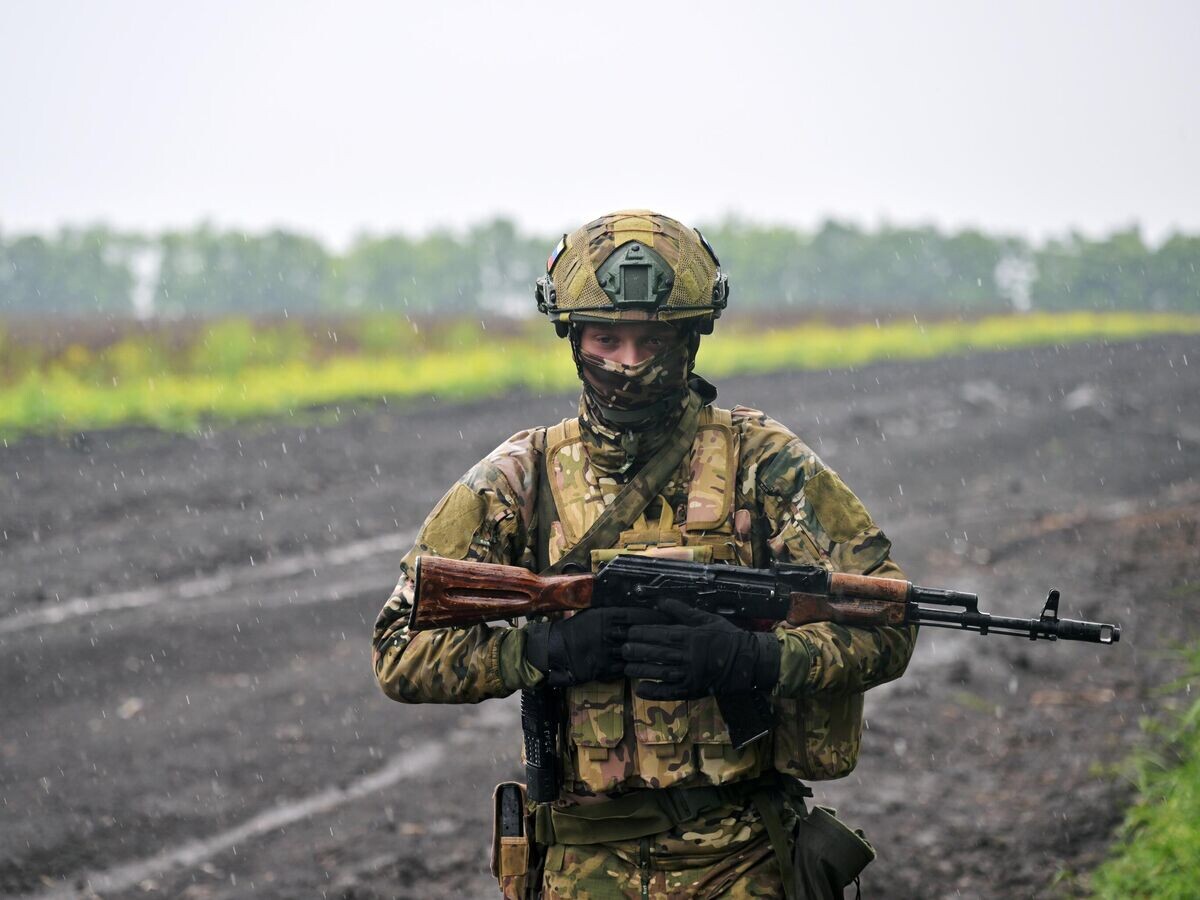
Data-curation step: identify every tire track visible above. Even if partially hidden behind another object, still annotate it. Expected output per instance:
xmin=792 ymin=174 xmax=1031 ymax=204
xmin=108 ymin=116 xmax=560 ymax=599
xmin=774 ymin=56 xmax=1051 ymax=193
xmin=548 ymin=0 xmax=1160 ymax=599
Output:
xmin=28 ymin=698 xmax=514 ymax=899
xmin=0 ymin=530 xmax=414 ymax=636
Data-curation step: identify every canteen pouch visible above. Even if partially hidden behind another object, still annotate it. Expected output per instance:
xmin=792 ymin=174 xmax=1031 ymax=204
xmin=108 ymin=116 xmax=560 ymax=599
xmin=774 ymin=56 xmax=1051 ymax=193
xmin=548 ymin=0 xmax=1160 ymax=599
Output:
xmin=793 ymin=805 xmax=875 ymax=900
xmin=491 ymin=781 xmax=536 ymax=900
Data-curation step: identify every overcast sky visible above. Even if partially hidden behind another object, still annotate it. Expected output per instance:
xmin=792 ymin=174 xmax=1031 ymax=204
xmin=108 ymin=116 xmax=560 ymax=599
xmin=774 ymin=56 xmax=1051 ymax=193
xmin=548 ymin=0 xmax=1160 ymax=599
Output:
xmin=2 ymin=0 xmax=1197 ymax=245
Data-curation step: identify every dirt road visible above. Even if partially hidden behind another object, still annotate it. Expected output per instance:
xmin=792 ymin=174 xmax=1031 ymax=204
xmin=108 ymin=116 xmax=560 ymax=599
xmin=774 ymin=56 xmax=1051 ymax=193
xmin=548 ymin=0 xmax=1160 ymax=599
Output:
xmin=3 ymin=337 xmax=1197 ymax=898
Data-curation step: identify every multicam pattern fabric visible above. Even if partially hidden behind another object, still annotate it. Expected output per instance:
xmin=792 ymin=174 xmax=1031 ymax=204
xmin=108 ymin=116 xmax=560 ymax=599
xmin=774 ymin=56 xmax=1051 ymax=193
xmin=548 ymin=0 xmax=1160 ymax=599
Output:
xmin=543 ymin=806 xmax=784 ymax=899
xmin=372 ymin=400 xmax=915 ymax=714
xmin=544 ymin=407 xmax=741 ymax=571
xmin=577 ymin=342 xmax=691 ymax=413
xmin=372 ymin=429 xmax=543 ymax=703
xmin=371 ymin=402 xmax=916 ymax=894
xmin=547 ymin=210 xmax=721 ymax=324
xmin=577 ymin=388 xmax=691 ymax=479
xmin=574 ymin=344 xmax=696 ymax=476
xmin=685 ymin=419 xmax=737 ymax=531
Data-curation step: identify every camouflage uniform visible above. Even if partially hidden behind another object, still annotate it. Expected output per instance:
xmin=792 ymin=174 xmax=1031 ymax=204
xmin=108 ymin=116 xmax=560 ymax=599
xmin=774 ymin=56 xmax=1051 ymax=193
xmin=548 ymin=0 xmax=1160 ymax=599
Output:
xmin=373 ymin=401 xmax=916 ymax=898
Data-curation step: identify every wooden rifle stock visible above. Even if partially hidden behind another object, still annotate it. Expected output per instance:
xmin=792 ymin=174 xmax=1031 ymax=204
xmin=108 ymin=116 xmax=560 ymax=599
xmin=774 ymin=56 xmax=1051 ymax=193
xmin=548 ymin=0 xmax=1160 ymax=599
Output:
xmin=409 ymin=556 xmax=593 ymax=631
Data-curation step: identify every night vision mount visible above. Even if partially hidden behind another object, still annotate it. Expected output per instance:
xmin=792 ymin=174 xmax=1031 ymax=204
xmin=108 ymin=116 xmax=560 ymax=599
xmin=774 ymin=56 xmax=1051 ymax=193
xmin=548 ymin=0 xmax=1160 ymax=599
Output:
xmin=595 ymin=241 xmax=675 ymax=309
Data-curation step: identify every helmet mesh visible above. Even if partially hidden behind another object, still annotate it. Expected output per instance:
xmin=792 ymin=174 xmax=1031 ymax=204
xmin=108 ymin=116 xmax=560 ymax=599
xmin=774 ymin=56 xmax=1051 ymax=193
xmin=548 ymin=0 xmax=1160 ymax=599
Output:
xmin=548 ymin=210 xmax=718 ymax=322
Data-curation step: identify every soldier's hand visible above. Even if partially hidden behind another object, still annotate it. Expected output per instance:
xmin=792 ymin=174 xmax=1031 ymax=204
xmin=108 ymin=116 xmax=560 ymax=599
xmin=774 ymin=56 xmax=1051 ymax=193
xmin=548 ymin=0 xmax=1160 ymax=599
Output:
xmin=524 ymin=607 xmax=670 ymax=687
xmin=622 ymin=598 xmax=781 ymax=700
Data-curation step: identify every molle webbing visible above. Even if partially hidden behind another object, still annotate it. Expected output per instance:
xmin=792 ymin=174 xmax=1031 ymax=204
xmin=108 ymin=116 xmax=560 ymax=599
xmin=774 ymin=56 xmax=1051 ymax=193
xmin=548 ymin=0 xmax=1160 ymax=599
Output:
xmin=544 ymin=401 xmax=734 ymax=556
xmin=542 ymin=390 xmax=702 ymax=575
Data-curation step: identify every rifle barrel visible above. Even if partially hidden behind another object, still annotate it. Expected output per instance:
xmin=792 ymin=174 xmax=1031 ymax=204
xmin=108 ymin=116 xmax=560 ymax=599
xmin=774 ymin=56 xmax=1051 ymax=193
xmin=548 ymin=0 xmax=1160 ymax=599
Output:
xmin=913 ymin=606 xmax=1120 ymax=644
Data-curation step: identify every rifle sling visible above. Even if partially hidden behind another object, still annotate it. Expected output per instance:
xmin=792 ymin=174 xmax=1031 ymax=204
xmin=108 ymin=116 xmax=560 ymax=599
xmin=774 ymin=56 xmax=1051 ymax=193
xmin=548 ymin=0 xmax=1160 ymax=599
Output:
xmin=536 ymin=442 xmax=556 ymax=574
xmin=539 ymin=390 xmax=702 ymax=577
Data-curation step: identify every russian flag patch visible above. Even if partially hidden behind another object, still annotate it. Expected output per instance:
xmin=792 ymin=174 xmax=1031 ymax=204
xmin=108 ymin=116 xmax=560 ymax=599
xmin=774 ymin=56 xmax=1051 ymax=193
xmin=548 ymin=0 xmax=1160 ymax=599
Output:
xmin=547 ymin=234 xmax=567 ymax=273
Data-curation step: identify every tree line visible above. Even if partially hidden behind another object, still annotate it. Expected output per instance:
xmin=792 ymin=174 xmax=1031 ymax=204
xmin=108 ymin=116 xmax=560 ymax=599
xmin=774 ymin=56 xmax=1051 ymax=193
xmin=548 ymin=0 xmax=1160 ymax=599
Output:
xmin=1 ymin=218 xmax=1196 ymax=317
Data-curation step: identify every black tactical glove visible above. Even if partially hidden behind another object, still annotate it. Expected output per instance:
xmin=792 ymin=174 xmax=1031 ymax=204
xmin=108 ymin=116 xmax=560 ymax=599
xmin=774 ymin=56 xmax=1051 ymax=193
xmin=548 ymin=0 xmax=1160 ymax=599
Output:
xmin=621 ymin=598 xmax=782 ymax=700
xmin=525 ymin=607 xmax=670 ymax=687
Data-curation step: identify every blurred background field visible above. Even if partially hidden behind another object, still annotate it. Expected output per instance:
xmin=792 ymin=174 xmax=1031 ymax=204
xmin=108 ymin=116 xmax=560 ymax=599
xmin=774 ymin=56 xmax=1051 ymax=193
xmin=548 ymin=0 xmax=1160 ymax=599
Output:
xmin=4 ymin=218 xmax=1199 ymax=319
xmin=3 ymin=216 xmax=1199 ymax=438
xmin=2 ymin=307 xmax=1199 ymax=438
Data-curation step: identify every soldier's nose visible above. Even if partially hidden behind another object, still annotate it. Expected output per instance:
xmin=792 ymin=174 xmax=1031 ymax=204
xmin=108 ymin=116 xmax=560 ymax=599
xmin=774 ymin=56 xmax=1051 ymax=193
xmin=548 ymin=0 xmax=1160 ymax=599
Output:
xmin=616 ymin=345 xmax=652 ymax=366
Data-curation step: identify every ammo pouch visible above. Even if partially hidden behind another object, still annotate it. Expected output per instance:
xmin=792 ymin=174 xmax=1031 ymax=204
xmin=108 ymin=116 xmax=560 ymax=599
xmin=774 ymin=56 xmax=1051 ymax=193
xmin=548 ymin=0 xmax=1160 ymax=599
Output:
xmin=791 ymin=805 xmax=875 ymax=900
xmin=748 ymin=783 xmax=873 ymax=900
xmin=491 ymin=782 xmax=540 ymax=900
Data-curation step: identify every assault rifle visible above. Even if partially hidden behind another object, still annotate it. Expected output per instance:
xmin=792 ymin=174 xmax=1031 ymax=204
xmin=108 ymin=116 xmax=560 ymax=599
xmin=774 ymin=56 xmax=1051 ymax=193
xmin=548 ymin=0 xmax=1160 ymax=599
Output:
xmin=410 ymin=554 xmax=1121 ymax=800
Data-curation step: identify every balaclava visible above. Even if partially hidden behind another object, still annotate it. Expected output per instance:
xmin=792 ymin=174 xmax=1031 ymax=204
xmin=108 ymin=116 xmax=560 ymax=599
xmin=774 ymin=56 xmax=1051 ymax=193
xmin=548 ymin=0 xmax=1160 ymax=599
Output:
xmin=571 ymin=326 xmax=711 ymax=476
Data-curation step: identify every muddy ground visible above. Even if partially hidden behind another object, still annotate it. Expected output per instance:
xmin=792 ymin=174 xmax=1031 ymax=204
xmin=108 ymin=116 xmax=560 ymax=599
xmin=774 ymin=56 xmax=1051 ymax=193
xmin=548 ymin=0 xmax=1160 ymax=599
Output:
xmin=2 ymin=337 xmax=1197 ymax=899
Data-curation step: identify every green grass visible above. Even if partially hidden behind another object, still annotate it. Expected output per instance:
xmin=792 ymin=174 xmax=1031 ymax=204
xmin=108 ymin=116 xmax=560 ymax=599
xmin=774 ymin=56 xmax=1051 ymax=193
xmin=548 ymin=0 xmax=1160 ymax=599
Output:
xmin=1 ymin=311 xmax=1198 ymax=439
xmin=1090 ymin=645 xmax=1200 ymax=899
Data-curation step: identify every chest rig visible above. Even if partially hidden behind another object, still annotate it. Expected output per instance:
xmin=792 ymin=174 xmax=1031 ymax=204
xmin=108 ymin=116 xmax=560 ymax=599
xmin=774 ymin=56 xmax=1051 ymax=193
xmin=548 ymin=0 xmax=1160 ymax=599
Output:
xmin=543 ymin=406 xmax=767 ymax=793
xmin=540 ymin=406 xmax=866 ymax=794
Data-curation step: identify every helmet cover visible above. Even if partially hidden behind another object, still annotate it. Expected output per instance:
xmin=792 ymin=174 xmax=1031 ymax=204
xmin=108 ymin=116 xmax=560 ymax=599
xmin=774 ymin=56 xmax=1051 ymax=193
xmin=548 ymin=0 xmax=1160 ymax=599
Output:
xmin=536 ymin=210 xmax=728 ymax=332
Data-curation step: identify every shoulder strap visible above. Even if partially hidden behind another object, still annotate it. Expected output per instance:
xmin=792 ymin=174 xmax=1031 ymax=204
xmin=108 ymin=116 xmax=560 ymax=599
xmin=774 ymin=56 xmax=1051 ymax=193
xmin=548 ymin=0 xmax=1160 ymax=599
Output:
xmin=539 ymin=391 xmax=702 ymax=575
xmin=684 ymin=405 xmax=737 ymax=533
xmin=545 ymin=417 xmax=575 ymax=448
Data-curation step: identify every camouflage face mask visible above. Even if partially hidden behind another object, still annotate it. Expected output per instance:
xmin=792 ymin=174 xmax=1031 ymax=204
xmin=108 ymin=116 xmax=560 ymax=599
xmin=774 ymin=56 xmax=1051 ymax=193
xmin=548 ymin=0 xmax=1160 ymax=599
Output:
xmin=577 ymin=341 xmax=691 ymax=414
xmin=573 ymin=331 xmax=699 ymax=475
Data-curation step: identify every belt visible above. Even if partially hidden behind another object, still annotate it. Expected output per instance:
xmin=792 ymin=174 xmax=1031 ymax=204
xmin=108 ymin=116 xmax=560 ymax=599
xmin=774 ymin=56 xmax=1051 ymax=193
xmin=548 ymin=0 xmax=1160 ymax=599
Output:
xmin=534 ymin=774 xmax=812 ymax=847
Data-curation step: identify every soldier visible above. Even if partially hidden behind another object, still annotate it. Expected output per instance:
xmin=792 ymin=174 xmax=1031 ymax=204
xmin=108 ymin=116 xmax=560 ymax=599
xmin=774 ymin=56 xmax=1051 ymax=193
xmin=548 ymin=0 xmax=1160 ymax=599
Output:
xmin=372 ymin=210 xmax=917 ymax=898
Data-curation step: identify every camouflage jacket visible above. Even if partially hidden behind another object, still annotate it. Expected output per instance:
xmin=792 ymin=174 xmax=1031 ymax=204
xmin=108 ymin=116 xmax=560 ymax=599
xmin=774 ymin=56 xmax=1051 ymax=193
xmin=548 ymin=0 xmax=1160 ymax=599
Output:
xmin=373 ymin=403 xmax=915 ymax=792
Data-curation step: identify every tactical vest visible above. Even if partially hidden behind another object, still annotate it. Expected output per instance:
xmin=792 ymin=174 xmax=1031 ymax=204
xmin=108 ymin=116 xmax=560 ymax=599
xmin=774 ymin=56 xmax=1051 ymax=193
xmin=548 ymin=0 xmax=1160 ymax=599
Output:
xmin=542 ymin=406 xmax=865 ymax=794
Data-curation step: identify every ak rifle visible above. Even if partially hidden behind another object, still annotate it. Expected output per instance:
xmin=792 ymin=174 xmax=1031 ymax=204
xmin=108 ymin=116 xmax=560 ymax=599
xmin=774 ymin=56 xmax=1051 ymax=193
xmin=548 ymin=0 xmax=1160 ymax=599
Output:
xmin=410 ymin=554 xmax=1121 ymax=801
xmin=410 ymin=554 xmax=1122 ymax=645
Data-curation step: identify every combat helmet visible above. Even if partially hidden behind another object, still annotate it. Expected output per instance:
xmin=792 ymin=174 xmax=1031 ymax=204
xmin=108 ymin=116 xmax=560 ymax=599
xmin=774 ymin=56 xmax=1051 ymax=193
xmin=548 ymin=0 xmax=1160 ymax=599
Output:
xmin=535 ymin=210 xmax=729 ymax=337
